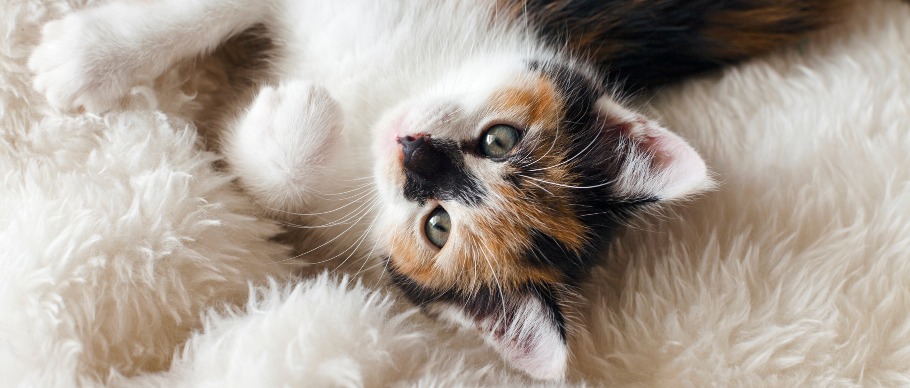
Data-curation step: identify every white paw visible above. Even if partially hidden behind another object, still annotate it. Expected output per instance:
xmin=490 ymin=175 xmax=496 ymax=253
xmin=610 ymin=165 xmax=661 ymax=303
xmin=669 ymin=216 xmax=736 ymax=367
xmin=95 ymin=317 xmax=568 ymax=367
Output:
xmin=226 ymin=81 xmax=345 ymax=212
xmin=28 ymin=10 xmax=144 ymax=113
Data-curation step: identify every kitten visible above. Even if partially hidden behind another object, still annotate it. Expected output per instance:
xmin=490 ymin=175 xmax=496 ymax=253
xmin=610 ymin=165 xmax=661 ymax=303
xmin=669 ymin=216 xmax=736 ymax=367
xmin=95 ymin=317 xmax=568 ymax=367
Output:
xmin=29 ymin=0 xmax=843 ymax=380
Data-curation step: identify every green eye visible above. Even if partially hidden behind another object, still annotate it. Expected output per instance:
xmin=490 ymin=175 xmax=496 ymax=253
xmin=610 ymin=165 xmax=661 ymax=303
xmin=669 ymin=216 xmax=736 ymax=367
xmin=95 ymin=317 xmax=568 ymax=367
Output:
xmin=424 ymin=207 xmax=451 ymax=248
xmin=480 ymin=124 xmax=520 ymax=158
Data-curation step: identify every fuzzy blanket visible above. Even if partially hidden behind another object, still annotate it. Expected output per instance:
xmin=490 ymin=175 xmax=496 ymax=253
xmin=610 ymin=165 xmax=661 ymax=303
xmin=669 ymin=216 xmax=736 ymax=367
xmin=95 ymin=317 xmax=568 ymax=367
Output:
xmin=3 ymin=0 xmax=910 ymax=386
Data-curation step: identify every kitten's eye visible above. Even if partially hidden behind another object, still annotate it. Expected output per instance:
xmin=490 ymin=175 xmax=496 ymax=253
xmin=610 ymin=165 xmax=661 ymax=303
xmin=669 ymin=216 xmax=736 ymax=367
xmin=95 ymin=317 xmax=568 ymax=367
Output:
xmin=424 ymin=207 xmax=451 ymax=248
xmin=480 ymin=124 xmax=520 ymax=158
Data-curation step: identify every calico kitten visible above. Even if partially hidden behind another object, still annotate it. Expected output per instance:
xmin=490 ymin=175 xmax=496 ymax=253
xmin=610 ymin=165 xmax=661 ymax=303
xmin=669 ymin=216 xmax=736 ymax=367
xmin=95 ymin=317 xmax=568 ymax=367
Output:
xmin=29 ymin=0 xmax=843 ymax=380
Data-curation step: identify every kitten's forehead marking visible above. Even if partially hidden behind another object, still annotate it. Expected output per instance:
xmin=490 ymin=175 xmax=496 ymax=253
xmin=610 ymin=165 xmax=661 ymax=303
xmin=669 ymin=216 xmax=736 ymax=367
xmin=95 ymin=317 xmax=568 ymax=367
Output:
xmin=486 ymin=73 xmax=563 ymax=130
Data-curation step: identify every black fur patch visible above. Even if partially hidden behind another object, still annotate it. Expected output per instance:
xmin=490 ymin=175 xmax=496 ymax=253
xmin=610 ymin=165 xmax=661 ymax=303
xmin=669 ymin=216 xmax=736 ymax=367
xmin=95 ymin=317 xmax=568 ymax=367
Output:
xmin=514 ymin=0 xmax=846 ymax=91
xmin=526 ymin=230 xmax=595 ymax=282
xmin=387 ymin=260 xmax=567 ymax=341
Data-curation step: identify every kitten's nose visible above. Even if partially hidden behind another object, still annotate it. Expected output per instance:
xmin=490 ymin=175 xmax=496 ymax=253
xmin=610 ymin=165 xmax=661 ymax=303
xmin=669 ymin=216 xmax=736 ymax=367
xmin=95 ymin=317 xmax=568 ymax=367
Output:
xmin=398 ymin=133 xmax=446 ymax=180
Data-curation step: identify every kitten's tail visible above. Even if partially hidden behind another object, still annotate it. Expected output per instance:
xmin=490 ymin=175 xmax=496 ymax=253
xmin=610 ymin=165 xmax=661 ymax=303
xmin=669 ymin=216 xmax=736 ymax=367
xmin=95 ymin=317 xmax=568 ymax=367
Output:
xmin=502 ymin=0 xmax=851 ymax=90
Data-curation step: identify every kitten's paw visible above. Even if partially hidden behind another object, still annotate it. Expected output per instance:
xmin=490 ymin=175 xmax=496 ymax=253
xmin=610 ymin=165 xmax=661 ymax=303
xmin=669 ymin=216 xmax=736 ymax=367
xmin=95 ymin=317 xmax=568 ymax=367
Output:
xmin=29 ymin=11 xmax=143 ymax=113
xmin=226 ymin=81 xmax=345 ymax=212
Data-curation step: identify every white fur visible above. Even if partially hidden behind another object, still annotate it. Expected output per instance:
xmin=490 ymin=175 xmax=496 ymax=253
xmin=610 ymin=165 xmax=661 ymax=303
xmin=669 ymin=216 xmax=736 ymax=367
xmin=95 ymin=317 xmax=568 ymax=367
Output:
xmin=224 ymin=80 xmax=345 ymax=213
xmin=5 ymin=0 xmax=910 ymax=385
xmin=0 ymin=108 xmax=291 ymax=385
xmin=119 ymin=275 xmax=511 ymax=387
xmin=27 ymin=0 xmax=266 ymax=113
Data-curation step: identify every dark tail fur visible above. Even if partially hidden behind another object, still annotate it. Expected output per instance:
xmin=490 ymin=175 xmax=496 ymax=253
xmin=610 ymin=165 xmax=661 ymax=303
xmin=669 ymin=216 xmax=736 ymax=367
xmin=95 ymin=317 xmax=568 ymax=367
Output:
xmin=501 ymin=0 xmax=849 ymax=90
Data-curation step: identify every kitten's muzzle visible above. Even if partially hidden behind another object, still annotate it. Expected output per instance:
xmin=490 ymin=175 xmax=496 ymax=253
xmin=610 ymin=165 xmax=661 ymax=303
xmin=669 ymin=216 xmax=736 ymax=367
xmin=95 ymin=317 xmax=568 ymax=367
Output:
xmin=397 ymin=133 xmax=482 ymax=205
xmin=398 ymin=134 xmax=448 ymax=181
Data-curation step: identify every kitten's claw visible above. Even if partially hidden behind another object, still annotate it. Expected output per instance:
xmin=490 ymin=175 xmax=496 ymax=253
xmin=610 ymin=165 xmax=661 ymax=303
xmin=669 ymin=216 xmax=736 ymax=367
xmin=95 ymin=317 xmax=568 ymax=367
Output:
xmin=29 ymin=11 xmax=140 ymax=113
xmin=226 ymin=80 xmax=345 ymax=213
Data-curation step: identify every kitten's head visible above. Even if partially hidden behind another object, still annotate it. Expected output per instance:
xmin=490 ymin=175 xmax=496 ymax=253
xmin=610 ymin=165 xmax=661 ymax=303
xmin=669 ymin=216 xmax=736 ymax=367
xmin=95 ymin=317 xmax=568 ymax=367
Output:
xmin=372 ymin=55 xmax=712 ymax=380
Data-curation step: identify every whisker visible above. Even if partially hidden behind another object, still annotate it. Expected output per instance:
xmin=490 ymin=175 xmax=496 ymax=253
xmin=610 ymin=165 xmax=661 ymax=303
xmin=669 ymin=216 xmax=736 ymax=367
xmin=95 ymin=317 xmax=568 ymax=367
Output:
xmin=341 ymin=176 xmax=375 ymax=182
xmin=309 ymin=181 xmax=374 ymax=199
xmin=295 ymin=199 xmax=381 ymax=258
xmin=371 ymin=257 xmax=391 ymax=291
xmin=279 ymin=194 xmax=377 ymax=229
xmin=269 ymin=198 xmax=380 ymax=265
xmin=517 ymin=174 xmax=615 ymax=190
xmin=525 ymin=125 xmax=602 ymax=173
xmin=353 ymin=215 xmax=388 ymax=279
xmin=478 ymin=244 xmax=508 ymax=320
xmin=523 ymin=178 xmax=556 ymax=197
xmin=309 ymin=188 xmax=379 ymax=222
xmin=332 ymin=207 xmax=383 ymax=273
xmin=256 ymin=188 xmax=376 ymax=218
xmin=469 ymin=245 xmax=479 ymax=293
xmin=519 ymin=123 xmax=561 ymax=168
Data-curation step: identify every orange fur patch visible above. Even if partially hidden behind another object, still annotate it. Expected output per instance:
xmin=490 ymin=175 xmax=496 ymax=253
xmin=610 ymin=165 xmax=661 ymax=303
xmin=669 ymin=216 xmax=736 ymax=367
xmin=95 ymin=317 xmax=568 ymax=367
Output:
xmin=487 ymin=74 xmax=562 ymax=130
xmin=702 ymin=0 xmax=848 ymax=58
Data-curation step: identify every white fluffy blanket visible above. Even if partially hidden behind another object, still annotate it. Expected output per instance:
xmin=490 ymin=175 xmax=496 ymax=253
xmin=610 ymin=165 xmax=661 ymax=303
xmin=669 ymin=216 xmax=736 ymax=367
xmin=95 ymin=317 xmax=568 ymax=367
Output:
xmin=3 ymin=0 xmax=910 ymax=386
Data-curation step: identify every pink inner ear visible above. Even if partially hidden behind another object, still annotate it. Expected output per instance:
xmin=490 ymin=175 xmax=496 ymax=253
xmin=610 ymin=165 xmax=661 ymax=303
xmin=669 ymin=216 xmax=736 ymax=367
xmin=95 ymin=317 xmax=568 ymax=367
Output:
xmin=596 ymin=97 xmax=714 ymax=200
xmin=483 ymin=295 xmax=568 ymax=381
xmin=641 ymin=132 xmax=677 ymax=169
xmin=429 ymin=295 xmax=568 ymax=381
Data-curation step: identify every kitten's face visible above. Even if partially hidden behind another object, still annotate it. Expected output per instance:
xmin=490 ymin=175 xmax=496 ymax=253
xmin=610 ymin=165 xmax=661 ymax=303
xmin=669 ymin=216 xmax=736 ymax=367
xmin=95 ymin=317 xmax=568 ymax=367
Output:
xmin=371 ymin=57 xmax=710 ymax=380
xmin=375 ymin=62 xmax=584 ymax=291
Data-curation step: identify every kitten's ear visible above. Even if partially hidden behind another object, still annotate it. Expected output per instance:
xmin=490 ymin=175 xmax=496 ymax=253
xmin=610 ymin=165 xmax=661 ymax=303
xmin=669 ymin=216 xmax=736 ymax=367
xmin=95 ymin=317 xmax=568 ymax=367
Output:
xmin=596 ymin=97 xmax=715 ymax=200
xmin=428 ymin=286 xmax=568 ymax=381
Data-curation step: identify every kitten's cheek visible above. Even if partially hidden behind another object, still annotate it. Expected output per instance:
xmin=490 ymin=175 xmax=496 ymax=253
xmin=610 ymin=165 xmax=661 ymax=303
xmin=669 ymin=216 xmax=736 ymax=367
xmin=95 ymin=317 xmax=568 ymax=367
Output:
xmin=381 ymin=130 xmax=400 ymax=155
xmin=374 ymin=151 xmax=407 ymax=202
xmin=375 ymin=111 xmax=407 ymax=155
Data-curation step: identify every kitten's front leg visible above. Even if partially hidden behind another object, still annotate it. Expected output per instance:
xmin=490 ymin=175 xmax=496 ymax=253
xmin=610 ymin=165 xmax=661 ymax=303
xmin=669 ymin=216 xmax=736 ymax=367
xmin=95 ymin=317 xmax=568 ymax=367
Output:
xmin=224 ymin=80 xmax=345 ymax=215
xmin=29 ymin=0 xmax=268 ymax=113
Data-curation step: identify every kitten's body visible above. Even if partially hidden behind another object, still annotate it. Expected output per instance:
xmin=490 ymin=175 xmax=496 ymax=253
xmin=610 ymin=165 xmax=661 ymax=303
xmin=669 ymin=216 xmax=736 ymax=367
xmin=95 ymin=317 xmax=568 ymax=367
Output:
xmin=29 ymin=0 xmax=843 ymax=380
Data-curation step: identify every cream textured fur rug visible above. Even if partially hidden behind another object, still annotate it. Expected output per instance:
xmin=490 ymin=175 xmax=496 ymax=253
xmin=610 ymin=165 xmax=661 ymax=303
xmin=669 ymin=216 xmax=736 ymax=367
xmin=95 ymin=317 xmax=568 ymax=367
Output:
xmin=3 ymin=0 xmax=910 ymax=386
